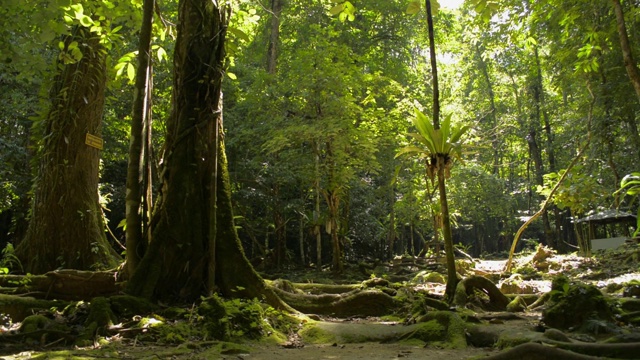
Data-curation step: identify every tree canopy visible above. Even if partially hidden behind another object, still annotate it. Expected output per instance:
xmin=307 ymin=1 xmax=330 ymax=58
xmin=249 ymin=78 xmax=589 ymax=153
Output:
xmin=0 ymin=0 xmax=637 ymax=296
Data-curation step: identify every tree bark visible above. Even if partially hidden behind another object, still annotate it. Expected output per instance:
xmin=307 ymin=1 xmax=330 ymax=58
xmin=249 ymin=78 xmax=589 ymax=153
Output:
xmin=438 ymin=162 xmax=458 ymax=301
xmin=314 ymin=143 xmax=322 ymax=271
xmin=425 ymin=0 xmax=458 ymax=301
xmin=126 ymin=0 xmax=288 ymax=310
xmin=16 ymin=27 xmax=119 ymax=273
xmin=125 ymin=0 xmax=155 ymax=276
xmin=267 ymin=0 xmax=282 ymax=75
xmin=611 ymin=0 xmax=640 ymax=102
xmin=475 ymin=45 xmax=500 ymax=174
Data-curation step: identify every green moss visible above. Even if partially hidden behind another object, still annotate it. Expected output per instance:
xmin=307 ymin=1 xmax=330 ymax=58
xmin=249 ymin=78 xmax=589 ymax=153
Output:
xmin=543 ymin=281 xmax=613 ymax=330
xmin=506 ymin=296 xmax=527 ymax=312
xmin=84 ymin=297 xmax=117 ymax=335
xmin=299 ymin=322 xmax=337 ymax=344
xmin=155 ymin=320 xmax=203 ymax=344
xmin=20 ymin=314 xmax=54 ymax=332
xmin=403 ymin=311 xmax=467 ymax=349
xmin=19 ymin=314 xmax=71 ymax=343
xmin=197 ymin=295 xmax=293 ymax=342
xmin=109 ymin=295 xmax=158 ymax=317
xmin=271 ymin=279 xmax=298 ymax=293
xmin=198 ymin=295 xmax=230 ymax=340
xmin=262 ymin=305 xmax=301 ymax=337
xmin=426 ymin=272 xmax=446 ymax=284
xmin=380 ymin=314 xmax=404 ymax=322
xmin=407 ymin=320 xmax=445 ymax=340
xmin=496 ymin=332 xmax=536 ymax=349
xmin=0 ymin=294 xmax=65 ymax=322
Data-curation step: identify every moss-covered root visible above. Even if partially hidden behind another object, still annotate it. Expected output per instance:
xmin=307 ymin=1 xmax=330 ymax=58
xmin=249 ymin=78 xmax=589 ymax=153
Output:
xmin=541 ymin=339 xmax=640 ymax=359
xmin=0 ymin=294 xmax=66 ymax=322
xmin=401 ymin=311 xmax=467 ymax=349
xmin=16 ymin=314 xmax=73 ymax=344
xmin=453 ymin=275 xmax=509 ymax=311
xmin=272 ymin=287 xmax=402 ymax=317
xmin=84 ymin=297 xmax=118 ymax=336
xmin=482 ymin=342 xmax=602 ymax=360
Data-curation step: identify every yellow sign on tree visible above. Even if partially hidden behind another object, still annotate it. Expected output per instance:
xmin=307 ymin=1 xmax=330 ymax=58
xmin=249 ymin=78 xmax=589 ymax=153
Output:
xmin=85 ymin=133 xmax=103 ymax=150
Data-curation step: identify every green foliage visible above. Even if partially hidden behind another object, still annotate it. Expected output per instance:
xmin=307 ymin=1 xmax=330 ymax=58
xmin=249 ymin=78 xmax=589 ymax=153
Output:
xmin=330 ymin=1 xmax=356 ymax=22
xmin=197 ymin=295 xmax=291 ymax=341
xmin=397 ymin=107 xmax=470 ymax=182
xmin=537 ymin=167 xmax=608 ymax=216
xmin=468 ymin=0 xmax=499 ymax=22
xmin=0 ymin=243 xmax=23 ymax=273
xmin=614 ymin=173 xmax=640 ymax=236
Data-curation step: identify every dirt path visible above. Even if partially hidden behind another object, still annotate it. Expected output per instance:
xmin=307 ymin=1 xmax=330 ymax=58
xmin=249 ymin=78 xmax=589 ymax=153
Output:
xmin=236 ymin=342 xmax=495 ymax=360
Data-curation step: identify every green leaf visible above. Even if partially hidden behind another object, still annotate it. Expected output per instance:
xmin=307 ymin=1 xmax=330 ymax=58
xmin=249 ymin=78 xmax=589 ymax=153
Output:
xmin=407 ymin=132 xmax=435 ymax=153
xmin=413 ymin=108 xmax=433 ymax=140
xmin=40 ymin=28 xmax=56 ymax=43
xmin=79 ymin=15 xmax=93 ymax=27
xmin=126 ymin=62 xmax=135 ymax=82
xmin=156 ymin=46 xmax=167 ymax=62
xmin=227 ymin=72 xmax=237 ymax=80
xmin=227 ymin=27 xmax=250 ymax=43
xmin=330 ymin=4 xmax=345 ymax=15
xmin=406 ymin=0 xmax=421 ymax=14
xmin=450 ymin=125 xmax=471 ymax=143
xmin=441 ymin=114 xmax=451 ymax=151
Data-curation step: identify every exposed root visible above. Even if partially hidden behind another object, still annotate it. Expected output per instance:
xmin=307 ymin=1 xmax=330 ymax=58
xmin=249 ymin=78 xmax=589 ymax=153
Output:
xmin=270 ymin=287 xmax=401 ymax=317
xmin=484 ymin=342 xmax=603 ymax=360
xmin=453 ymin=275 xmax=510 ymax=311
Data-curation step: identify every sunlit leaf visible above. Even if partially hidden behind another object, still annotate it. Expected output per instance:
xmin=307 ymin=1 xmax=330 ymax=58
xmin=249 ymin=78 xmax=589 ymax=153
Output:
xmin=406 ymin=0 xmax=421 ymax=15
xmin=330 ymin=4 xmax=344 ymax=15
xmin=79 ymin=15 xmax=93 ymax=27
xmin=227 ymin=27 xmax=250 ymax=42
xmin=395 ymin=145 xmax=426 ymax=158
xmin=126 ymin=62 xmax=135 ymax=82
xmin=156 ymin=46 xmax=166 ymax=62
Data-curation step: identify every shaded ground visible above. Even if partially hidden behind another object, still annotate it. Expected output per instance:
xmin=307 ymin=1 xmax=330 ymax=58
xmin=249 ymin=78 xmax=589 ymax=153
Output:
xmin=2 ymin=245 xmax=640 ymax=359
xmin=243 ymin=342 xmax=495 ymax=360
xmin=0 ymin=342 xmax=496 ymax=360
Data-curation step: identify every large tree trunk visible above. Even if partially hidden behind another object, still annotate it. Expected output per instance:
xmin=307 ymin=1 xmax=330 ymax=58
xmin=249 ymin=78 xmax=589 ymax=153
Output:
xmin=16 ymin=27 xmax=120 ymax=274
xmin=126 ymin=0 xmax=287 ymax=309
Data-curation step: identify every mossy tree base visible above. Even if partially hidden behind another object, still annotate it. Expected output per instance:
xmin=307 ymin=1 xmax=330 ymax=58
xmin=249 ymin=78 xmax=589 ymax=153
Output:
xmin=0 ymin=270 xmax=121 ymax=301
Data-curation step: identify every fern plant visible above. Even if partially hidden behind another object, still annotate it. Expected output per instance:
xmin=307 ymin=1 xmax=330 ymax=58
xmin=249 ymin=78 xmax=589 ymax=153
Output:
xmin=397 ymin=108 xmax=470 ymax=182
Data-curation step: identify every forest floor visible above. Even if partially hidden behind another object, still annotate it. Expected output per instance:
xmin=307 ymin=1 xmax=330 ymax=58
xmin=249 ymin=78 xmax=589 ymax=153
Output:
xmin=1 ymin=245 xmax=640 ymax=359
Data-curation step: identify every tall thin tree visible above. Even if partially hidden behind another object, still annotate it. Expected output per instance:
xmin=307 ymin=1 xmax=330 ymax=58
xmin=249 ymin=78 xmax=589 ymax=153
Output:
xmin=125 ymin=0 xmax=155 ymax=275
